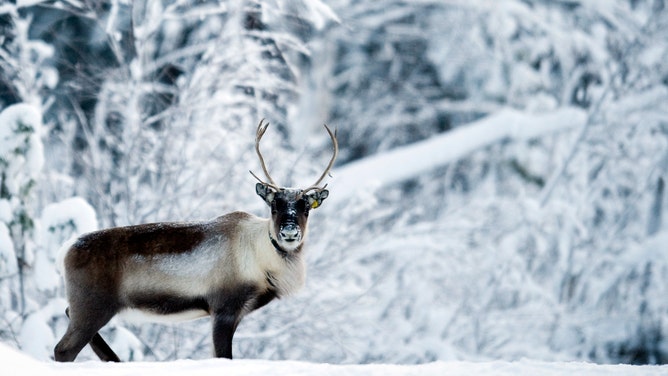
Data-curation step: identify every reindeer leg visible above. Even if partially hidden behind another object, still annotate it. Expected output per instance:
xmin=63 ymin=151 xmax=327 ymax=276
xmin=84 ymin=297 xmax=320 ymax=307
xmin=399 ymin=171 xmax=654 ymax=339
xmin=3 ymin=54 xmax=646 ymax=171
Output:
xmin=89 ymin=332 xmax=121 ymax=362
xmin=211 ymin=285 xmax=257 ymax=359
xmin=212 ymin=310 xmax=238 ymax=359
xmin=56 ymin=307 xmax=120 ymax=362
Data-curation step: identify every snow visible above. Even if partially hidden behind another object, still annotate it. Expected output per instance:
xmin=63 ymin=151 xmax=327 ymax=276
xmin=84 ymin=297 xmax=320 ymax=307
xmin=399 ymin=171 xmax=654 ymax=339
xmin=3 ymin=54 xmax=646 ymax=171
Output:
xmin=18 ymin=299 xmax=67 ymax=360
xmin=33 ymin=251 xmax=59 ymax=291
xmin=0 ymin=199 xmax=11 ymax=223
xmin=16 ymin=0 xmax=50 ymax=7
xmin=0 ymin=103 xmax=44 ymax=178
xmin=39 ymin=197 xmax=99 ymax=245
xmin=0 ymin=343 xmax=664 ymax=376
xmin=19 ymin=310 xmax=55 ymax=360
xmin=37 ymin=197 xmax=98 ymax=290
xmin=303 ymin=0 xmax=341 ymax=29
xmin=0 ymin=222 xmax=17 ymax=275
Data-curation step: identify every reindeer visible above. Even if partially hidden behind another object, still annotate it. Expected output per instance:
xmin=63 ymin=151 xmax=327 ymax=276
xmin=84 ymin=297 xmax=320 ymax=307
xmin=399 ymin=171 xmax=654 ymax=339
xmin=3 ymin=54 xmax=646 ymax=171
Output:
xmin=54 ymin=120 xmax=337 ymax=362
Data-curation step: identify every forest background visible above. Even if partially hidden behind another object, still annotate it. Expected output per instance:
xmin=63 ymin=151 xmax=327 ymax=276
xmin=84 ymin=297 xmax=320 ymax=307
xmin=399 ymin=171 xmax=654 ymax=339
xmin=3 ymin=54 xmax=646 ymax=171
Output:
xmin=1 ymin=0 xmax=668 ymax=365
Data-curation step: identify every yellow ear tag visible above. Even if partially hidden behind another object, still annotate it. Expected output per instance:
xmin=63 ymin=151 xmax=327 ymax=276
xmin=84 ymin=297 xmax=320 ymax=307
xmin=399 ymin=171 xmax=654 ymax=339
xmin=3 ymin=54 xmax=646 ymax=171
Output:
xmin=311 ymin=201 xmax=320 ymax=209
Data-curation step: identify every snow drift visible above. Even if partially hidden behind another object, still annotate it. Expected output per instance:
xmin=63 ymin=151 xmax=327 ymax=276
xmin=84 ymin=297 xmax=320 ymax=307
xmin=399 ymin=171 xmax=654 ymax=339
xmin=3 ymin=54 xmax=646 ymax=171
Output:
xmin=1 ymin=343 xmax=665 ymax=376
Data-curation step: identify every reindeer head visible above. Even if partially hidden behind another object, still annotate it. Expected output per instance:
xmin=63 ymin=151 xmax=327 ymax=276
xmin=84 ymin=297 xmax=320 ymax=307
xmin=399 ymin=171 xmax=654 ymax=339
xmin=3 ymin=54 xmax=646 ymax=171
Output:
xmin=251 ymin=120 xmax=338 ymax=252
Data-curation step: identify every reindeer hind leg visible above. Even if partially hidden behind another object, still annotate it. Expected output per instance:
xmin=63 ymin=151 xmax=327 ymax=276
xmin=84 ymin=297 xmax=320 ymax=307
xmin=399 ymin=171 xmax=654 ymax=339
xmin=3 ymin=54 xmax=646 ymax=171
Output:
xmin=55 ymin=306 xmax=119 ymax=362
xmin=89 ymin=332 xmax=121 ymax=362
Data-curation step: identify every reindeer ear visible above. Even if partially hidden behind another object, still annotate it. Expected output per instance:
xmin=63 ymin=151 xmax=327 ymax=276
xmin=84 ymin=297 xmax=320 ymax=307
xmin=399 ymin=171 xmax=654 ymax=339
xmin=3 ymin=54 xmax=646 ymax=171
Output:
xmin=304 ymin=189 xmax=329 ymax=209
xmin=256 ymin=183 xmax=276 ymax=205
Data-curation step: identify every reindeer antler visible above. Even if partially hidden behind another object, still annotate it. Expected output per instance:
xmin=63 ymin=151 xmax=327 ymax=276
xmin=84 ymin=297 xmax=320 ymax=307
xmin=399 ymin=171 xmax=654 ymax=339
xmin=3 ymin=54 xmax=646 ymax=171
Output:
xmin=250 ymin=119 xmax=281 ymax=191
xmin=301 ymin=124 xmax=338 ymax=194
xmin=250 ymin=120 xmax=338 ymax=194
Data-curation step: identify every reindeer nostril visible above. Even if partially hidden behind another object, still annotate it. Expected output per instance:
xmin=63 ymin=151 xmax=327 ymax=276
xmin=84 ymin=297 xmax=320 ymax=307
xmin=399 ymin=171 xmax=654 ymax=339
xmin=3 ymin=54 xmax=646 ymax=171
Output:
xmin=280 ymin=224 xmax=300 ymax=240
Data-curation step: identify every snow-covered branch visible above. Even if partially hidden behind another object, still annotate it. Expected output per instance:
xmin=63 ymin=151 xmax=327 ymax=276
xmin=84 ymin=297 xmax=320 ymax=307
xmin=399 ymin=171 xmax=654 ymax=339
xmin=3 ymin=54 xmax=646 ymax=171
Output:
xmin=330 ymin=108 xmax=587 ymax=205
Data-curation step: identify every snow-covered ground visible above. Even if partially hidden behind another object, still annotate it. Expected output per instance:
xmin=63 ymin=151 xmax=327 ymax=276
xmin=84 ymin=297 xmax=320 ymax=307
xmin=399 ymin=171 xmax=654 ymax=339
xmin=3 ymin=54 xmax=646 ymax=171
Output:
xmin=2 ymin=343 xmax=665 ymax=376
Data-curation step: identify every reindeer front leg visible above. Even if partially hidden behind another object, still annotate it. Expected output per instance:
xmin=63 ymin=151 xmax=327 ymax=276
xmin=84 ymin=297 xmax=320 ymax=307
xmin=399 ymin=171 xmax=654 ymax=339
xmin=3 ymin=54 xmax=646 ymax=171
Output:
xmin=210 ymin=285 xmax=257 ymax=359
xmin=212 ymin=310 xmax=238 ymax=358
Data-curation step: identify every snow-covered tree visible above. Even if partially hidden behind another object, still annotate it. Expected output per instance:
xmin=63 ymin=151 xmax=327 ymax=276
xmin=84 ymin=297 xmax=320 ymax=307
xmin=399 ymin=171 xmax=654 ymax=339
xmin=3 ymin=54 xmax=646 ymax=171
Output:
xmin=0 ymin=103 xmax=44 ymax=345
xmin=0 ymin=5 xmax=58 ymax=109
